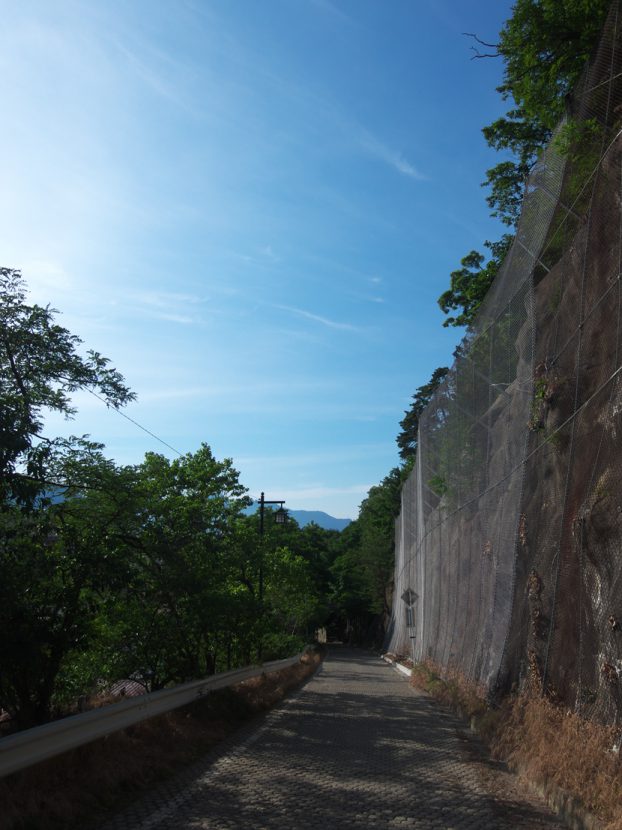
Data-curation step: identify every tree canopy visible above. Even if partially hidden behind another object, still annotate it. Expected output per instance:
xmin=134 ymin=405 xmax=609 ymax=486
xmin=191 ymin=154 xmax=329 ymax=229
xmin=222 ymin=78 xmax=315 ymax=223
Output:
xmin=438 ymin=0 xmax=611 ymax=327
xmin=0 ymin=267 xmax=134 ymax=504
xmin=397 ymin=367 xmax=449 ymax=461
xmin=328 ymin=467 xmax=405 ymax=645
xmin=0 ymin=273 xmax=333 ymax=729
xmin=483 ymin=0 xmax=611 ymax=226
xmin=437 ymin=235 xmax=514 ymax=329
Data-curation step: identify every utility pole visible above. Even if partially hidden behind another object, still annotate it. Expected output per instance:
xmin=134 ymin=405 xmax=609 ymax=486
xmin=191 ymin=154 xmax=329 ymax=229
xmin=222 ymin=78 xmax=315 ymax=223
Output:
xmin=258 ymin=491 xmax=287 ymax=602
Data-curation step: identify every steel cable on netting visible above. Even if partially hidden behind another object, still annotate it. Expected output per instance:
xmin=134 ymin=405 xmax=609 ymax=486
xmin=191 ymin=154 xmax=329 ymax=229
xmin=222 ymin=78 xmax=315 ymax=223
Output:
xmin=541 ymin=186 xmax=595 ymax=694
xmin=542 ymin=6 xmax=621 ymax=692
xmin=387 ymin=5 xmax=622 ymax=695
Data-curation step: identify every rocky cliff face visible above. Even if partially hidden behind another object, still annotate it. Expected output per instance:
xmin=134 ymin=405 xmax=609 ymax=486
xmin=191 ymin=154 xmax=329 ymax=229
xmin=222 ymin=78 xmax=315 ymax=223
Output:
xmin=388 ymin=3 xmax=622 ymax=724
xmin=506 ymin=132 xmax=622 ymax=721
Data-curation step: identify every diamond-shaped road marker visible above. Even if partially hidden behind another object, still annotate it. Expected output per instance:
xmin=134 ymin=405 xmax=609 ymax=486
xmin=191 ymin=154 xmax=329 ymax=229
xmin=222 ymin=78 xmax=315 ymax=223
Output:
xmin=401 ymin=588 xmax=419 ymax=607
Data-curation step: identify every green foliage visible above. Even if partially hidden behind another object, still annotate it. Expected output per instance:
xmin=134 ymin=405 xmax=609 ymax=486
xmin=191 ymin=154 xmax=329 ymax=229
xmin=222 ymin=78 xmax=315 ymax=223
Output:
xmin=496 ymin=0 xmax=610 ymax=124
xmin=551 ymin=117 xmax=604 ymax=214
xmin=438 ymin=235 xmax=514 ymax=328
xmin=0 ymin=272 xmax=333 ymax=729
xmin=552 ymin=117 xmax=602 ymax=160
xmin=482 ymin=159 xmax=535 ymax=228
xmin=1 ymin=436 xmax=330 ymax=727
xmin=0 ymin=268 xmax=134 ymax=506
xmin=356 ymin=468 xmax=403 ymax=617
xmin=0 ymin=458 xmax=136 ymax=727
xmin=264 ymin=546 xmax=318 ymax=637
xmin=397 ymin=367 xmax=449 ymax=461
xmin=434 ymin=0 xmax=610 ymax=397
xmin=328 ymin=467 xmax=407 ymax=645
xmin=102 ymin=447 xmax=252 ymax=689
xmin=482 ymin=117 xmax=551 ymax=226
xmin=482 ymin=0 xmax=610 ymax=226
xmin=453 ymin=0 xmax=611 ymax=331
xmin=428 ymin=475 xmax=448 ymax=498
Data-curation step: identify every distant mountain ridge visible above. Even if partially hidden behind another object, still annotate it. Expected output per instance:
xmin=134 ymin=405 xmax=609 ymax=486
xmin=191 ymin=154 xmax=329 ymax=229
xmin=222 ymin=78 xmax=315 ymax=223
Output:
xmin=287 ymin=510 xmax=351 ymax=531
xmin=43 ymin=490 xmax=353 ymax=532
xmin=244 ymin=505 xmax=351 ymax=531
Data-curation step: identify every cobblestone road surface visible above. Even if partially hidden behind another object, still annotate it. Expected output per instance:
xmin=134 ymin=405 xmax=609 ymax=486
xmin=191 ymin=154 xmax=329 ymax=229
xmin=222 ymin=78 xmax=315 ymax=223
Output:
xmin=101 ymin=648 xmax=566 ymax=829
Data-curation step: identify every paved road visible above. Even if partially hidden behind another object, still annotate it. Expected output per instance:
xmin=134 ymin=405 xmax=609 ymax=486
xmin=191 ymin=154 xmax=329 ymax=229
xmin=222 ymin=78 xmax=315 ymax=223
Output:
xmin=102 ymin=648 xmax=566 ymax=829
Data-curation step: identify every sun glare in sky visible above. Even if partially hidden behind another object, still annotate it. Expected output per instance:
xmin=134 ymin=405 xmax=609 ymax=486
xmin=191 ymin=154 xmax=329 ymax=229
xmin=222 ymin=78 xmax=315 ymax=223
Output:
xmin=0 ymin=0 xmax=513 ymax=518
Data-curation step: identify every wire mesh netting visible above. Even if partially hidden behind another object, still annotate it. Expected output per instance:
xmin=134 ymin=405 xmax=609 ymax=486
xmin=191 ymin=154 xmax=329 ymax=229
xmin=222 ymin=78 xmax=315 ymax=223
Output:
xmin=387 ymin=1 xmax=622 ymax=720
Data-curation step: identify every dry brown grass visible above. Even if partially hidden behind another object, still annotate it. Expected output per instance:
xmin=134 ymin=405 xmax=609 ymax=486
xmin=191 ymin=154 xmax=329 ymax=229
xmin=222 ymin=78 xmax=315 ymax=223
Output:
xmin=0 ymin=652 xmax=322 ymax=830
xmin=410 ymin=661 xmax=622 ymax=828
xmin=410 ymin=659 xmax=488 ymax=721
xmin=490 ymin=689 xmax=622 ymax=828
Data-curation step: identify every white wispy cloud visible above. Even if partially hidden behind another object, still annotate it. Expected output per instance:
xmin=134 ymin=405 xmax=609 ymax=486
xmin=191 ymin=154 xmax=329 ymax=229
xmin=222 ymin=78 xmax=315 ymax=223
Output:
xmin=126 ymin=290 xmax=207 ymax=325
xmin=281 ymin=483 xmax=371 ymax=501
xmin=358 ymin=131 xmax=427 ymax=180
xmin=307 ymin=0 xmax=352 ymax=25
xmin=351 ymin=293 xmax=385 ymax=304
xmin=274 ymin=303 xmax=357 ymax=331
xmin=130 ymin=290 xmax=206 ymax=308
xmin=137 ymin=377 xmax=342 ymax=403
xmin=110 ymin=35 xmax=201 ymax=118
xmin=260 ymin=244 xmax=280 ymax=262
xmin=21 ymin=260 xmax=74 ymax=298
xmin=149 ymin=311 xmax=195 ymax=324
xmin=236 ymin=443 xmax=392 ymax=468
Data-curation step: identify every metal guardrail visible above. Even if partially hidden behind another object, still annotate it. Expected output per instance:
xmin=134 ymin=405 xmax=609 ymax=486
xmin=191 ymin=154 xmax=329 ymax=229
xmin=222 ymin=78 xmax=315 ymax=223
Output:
xmin=0 ymin=654 xmax=302 ymax=778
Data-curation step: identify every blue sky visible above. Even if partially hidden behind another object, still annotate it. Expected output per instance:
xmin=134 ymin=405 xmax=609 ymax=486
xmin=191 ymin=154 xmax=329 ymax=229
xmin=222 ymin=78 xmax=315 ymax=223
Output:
xmin=1 ymin=0 xmax=513 ymax=519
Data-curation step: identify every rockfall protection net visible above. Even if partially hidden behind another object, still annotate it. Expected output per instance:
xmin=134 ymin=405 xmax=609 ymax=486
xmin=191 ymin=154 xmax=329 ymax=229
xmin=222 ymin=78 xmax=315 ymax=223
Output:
xmin=387 ymin=1 xmax=622 ymax=721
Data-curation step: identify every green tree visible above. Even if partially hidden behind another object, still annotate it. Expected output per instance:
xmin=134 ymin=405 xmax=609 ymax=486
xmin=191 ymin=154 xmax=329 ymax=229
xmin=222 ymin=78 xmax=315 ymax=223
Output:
xmin=0 ymin=270 xmax=335 ymax=728
xmin=261 ymin=545 xmax=319 ymax=657
xmin=480 ymin=0 xmax=610 ymax=225
xmin=0 ymin=269 xmax=137 ymax=727
xmin=233 ymin=510 xmax=335 ymax=657
xmin=291 ymin=521 xmax=337 ymax=618
xmin=106 ymin=446 xmax=251 ymax=688
xmin=443 ymin=1 xmax=611 ymax=335
xmin=437 ymin=235 xmax=513 ymax=329
xmin=328 ymin=520 xmax=370 ymax=640
xmin=0 ymin=452 xmax=137 ymax=728
xmin=356 ymin=468 xmax=403 ymax=619
xmin=0 ymin=268 xmax=134 ymax=504
xmin=397 ymin=367 xmax=449 ymax=461
xmin=329 ymin=468 xmax=405 ymax=645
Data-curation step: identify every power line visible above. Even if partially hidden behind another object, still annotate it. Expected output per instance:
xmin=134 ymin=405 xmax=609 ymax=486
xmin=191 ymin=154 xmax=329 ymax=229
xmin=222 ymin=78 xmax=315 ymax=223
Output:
xmin=6 ymin=391 xmax=185 ymax=497
xmin=86 ymin=389 xmax=184 ymax=457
